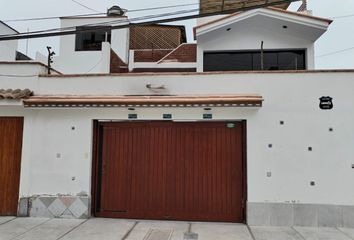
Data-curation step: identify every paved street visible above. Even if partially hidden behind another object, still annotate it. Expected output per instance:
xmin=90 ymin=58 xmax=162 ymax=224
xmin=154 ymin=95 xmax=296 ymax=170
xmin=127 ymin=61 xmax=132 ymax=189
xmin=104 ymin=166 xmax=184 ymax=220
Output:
xmin=0 ymin=217 xmax=354 ymax=240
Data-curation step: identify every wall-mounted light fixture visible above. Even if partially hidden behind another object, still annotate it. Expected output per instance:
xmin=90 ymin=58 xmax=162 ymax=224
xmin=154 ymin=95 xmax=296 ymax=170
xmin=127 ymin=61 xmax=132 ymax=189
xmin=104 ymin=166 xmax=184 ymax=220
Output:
xmin=146 ymin=84 xmax=166 ymax=93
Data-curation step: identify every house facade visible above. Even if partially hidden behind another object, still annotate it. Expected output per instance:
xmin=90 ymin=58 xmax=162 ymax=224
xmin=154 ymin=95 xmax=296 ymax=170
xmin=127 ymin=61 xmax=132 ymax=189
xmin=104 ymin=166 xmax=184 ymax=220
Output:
xmin=1 ymin=2 xmax=354 ymax=227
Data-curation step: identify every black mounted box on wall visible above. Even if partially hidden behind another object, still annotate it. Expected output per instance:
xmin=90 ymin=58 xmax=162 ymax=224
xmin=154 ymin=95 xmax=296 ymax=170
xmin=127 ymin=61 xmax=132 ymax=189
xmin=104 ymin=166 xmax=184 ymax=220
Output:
xmin=319 ymin=96 xmax=333 ymax=110
xmin=203 ymin=113 xmax=213 ymax=119
xmin=128 ymin=114 xmax=138 ymax=119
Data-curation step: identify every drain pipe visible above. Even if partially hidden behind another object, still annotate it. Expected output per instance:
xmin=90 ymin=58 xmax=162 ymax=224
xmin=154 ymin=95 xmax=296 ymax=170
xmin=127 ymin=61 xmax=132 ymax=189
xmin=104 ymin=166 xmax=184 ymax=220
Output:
xmin=184 ymin=223 xmax=198 ymax=240
xmin=260 ymin=41 xmax=264 ymax=70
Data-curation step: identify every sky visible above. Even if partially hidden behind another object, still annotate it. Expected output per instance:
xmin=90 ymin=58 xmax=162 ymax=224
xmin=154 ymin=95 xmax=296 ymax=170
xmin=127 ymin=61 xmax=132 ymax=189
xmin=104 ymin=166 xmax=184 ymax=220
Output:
xmin=0 ymin=0 xmax=353 ymax=69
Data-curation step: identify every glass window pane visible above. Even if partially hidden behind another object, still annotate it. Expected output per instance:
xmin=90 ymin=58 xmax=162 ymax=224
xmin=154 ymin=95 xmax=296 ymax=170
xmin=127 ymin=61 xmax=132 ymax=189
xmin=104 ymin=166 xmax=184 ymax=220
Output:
xmin=252 ymin=53 xmax=261 ymax=70
xmin=75 ymin=27 xmax=111 ymax=51
xmin=278 ymin=51 xmax=305 ymax=70
xmin=204 ymin=50 xmax=306 ymax=71
xmin=204 ymin=52 xmax=252 ymax=71
xmin=263 ymin=52 xmax=278 ymax=70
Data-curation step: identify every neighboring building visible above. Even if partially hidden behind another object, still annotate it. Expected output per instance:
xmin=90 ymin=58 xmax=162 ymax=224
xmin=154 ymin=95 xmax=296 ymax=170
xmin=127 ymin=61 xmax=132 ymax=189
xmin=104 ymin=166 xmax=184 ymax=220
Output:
xmin=0 ymin=20 xmax=19 ymax=61
xmin=51 ymin=14 xmax=129 ymax=74
xmin=1 ymin=2 xmax=354 ymax=228
xmin=0 ymin=21 xmax=31 ymax=61
xmin=37 ymin=10 xmax=195 ymax=74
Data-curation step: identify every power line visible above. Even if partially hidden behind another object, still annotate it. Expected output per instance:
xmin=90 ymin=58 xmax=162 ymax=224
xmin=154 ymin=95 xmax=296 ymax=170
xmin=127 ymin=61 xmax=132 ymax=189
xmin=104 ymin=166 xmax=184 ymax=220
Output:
xmin=86 ymin=56 xmax=104 ymax=73
xmin=3 ymin=13 xmax=106 ymax=23
xmin=0 ymin=0 xmax=299 ymax=41
xmin=316 ymin=46 xmax=354 ymax=58
xmin=0 ymin=74 xmax=38 ymax=77
xmin=71 ymin=0 xmax=101 ymax=13
xmin=2 ymin=2 xmax=199 ymax=23
xmin=332 ymin=14 xmax=354 ymax=19
xmin=1 ymin=8 xmax=199 ymax=37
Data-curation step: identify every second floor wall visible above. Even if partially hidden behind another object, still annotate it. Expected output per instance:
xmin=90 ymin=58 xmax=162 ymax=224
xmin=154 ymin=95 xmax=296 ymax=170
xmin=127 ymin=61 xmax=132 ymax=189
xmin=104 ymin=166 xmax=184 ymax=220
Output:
xmin=52 ymin=16 xmax=129 ymax=74
xmin=195 ymin=8 xmax=331 ymax=72
xmin=0 ymin=22 xmax=19 ymax=61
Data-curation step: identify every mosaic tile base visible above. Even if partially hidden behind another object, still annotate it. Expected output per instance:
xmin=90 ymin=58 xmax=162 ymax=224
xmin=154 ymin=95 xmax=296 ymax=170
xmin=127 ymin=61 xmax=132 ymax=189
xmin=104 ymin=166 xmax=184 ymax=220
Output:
xmin=20 ymin=196 xmax=90 ymax=219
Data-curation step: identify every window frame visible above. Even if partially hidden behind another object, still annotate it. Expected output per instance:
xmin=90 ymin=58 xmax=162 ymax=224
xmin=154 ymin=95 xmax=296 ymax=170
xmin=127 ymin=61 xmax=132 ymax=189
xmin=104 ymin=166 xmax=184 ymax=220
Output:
xmin=203 ymin=49 xmax=307 ymax=72
xmin=75 ymin=26 xmax=112 ymax=52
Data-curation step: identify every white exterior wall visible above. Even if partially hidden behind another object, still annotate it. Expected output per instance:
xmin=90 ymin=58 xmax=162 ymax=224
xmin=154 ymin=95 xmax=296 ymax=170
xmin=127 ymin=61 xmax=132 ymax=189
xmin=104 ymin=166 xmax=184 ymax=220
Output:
xmin=1 ymin=71 xmax=354 ymax=206
xmin=0 ymin=24 xmax=18 ymax=61
xmin=53 ymin=17 xmax=129 ymax=74
xmin=0 ymin=62 xmax=47 ymax=79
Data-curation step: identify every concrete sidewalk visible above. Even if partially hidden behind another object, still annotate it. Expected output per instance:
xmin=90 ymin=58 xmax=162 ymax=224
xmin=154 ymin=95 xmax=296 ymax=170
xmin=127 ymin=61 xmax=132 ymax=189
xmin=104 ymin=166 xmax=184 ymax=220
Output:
xmin=0 ymin=217 xmax=354 ymax=240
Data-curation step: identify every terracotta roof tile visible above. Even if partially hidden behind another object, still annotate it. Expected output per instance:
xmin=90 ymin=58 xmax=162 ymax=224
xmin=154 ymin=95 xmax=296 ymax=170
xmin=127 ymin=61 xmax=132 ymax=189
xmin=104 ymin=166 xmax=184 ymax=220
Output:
xmin=0 ymin=89 xmax=33 ymax=100
xmin=23 ymin=95 xmax=263 ymax=108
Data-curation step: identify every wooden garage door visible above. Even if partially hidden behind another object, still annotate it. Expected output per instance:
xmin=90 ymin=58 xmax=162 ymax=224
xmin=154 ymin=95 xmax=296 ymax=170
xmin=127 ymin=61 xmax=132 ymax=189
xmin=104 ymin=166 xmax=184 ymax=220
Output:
xmin=94 ymin=121 xmax=245 ymax=222
xmin=0 ymin=117 xmax=23 ymax=216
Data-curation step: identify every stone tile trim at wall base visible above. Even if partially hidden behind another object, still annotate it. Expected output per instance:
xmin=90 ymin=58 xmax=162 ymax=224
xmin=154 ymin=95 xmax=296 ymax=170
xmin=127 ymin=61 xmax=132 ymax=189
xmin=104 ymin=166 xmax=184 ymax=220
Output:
xmin=247 ymin=202 xmax=354 ymax=228
xmin=19 ymin=196 xmax=90 ymax=219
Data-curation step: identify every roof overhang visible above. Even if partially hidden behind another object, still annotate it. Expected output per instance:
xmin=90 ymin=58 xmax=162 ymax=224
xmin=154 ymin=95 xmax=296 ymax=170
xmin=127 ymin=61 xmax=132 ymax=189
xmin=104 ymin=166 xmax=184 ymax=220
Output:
xmin=23 ymin=95 xmax=263 ymax=108
xmin=195 ymin=8 xmax=332 ymax=41
xmin=0 ymin=20 xmax=19 ymax=34
xmin=199 ymin=0 xmax=292 ymax=14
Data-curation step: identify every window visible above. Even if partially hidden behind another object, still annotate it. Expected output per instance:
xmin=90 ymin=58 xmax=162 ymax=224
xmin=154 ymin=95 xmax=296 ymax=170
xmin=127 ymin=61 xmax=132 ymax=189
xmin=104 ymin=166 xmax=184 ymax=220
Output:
xmin=204 ymin=50 xmax=306 ymax=71
xmin=75 ymin=27 xmax=111 ymax=51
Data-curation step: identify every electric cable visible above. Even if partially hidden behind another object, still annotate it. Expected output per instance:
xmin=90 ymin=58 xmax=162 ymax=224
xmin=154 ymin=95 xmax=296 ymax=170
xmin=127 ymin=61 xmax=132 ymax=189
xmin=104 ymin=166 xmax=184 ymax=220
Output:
xmin=2 ymin=0 xmax=293 ymax=35
xmin=0 ymin=0 xmax=299 ymax=41
xmin=316 ymin=46 xmax=354 ymax=58
xmin=71 ymin=0 xmax=101 ymax=13
xmin=0 ymin=74 xmax=38 ymax=77
xmin=1 ymin=8 xmax=199 ymax=37
xmin=332 ymin=14 xmax=354 ymax=19
xmin=2 ymin=2 xmax=199 ymax=22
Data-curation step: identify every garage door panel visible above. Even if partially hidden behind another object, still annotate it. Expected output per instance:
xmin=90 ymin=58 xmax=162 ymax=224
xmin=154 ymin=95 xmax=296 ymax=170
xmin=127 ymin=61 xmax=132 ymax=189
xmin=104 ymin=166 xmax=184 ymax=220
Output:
xmin=0 ymin=117 xmax=23 ymax=216
xmin=100 ymin=127 xmax=133 ymax=212
xmin=165 ymin=126 xmax=192 ymax=216
xmin=130 ymin=126 xmax=167 ymax=214
xmin=95 ymin=121 xmax=245 ymax=222
xmin=167 ymin=124 xmax=243 ymax=221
